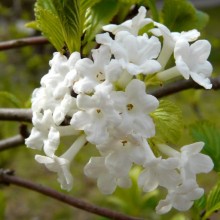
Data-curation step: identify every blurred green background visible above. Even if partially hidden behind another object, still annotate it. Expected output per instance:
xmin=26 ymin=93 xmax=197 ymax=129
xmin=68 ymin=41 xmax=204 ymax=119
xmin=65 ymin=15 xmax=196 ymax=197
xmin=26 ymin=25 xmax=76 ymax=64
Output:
xmin=0 ymin=0 xmax=220 ymax=219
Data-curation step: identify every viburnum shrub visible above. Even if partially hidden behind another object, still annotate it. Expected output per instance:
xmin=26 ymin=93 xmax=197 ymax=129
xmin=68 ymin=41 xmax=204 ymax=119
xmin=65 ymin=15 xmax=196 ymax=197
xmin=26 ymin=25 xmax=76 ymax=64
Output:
xmin=25 ymin=6 xmax=214 ymax=214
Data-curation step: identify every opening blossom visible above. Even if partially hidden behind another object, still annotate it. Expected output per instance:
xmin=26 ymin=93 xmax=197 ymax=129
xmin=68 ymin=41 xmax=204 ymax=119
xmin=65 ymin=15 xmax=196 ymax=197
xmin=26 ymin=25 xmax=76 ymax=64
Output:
xmin=25 ymin=6 xmax=214 ymax=214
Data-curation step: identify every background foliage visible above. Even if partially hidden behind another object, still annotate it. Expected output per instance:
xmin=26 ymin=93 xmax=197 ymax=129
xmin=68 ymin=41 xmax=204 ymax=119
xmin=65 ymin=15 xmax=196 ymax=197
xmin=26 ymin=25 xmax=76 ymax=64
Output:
xmin=0 ymin=0 xmax=220 ymax=219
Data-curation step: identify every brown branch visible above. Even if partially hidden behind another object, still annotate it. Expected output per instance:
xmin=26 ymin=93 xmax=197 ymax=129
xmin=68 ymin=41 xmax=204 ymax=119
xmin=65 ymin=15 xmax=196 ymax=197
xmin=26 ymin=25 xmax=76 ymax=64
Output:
xmin=0 ymin=77 xmax=219 ymax=123
xmin=0 ymin=169 xmax=143 ymax=220
xmin=0 ymin=36 xmax=49 ymax=51
xmin=150 ymin=76 xmax=220 ymax=98
xmin=0 ymin=108 xmax=32 ymax=122
xmin=0 ymin=135 xmax=24 ymax=152
xmin=0 ymin=124 xmax=29 ymax=152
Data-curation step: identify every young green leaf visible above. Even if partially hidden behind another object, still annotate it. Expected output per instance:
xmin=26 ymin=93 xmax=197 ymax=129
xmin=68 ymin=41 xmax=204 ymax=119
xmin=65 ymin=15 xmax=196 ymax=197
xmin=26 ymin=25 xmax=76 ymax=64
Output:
xmin=84 ymin=0 xmax=119 ymax=43
xmin=162 ymin=0 xmax=209 ymax=31
xmin=194 ymin=194 xmax=206 ymax=211
xmin=26 ymin=0 xmax=59 ymax=33
xmin=117 ymin=0 xmax=141 ymax=3
xmin=0 ymin=91 xmax=22 ymax=108
xmin=25 ymin=21 xmax=40 ymax=30
xmin=106 ymin=167 xmax=159 ymax=215
xmin=36 ymin=8 xmax=64 ymax=51
xmin=80 ymin=0 xmax=101 ymax=13
xmin=145 ymin=0 xmax=159 ymax=21
xmin=190 ymin=121 xmax=220 ymax=172
xmin=203 ymin=181 xmax=220 ymax=219
xmin=33 ymin=0 xmax=102 ymax=53
xmin=54 ymin=0 xmax=81 ymax=52
xmin=151 ymin=99 xmax=183 ymax=144
xmin=193 ymin=10 xmax=209 ymax=31
xmin=36 ymin=0 xmax=57 ymax=14
xmin=52 ymin=0 xmax=101 ymax=52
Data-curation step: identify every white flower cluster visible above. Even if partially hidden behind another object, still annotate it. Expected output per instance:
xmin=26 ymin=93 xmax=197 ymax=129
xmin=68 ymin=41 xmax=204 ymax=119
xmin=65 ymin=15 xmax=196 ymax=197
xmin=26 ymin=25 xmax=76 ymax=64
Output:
xmin=25 ymin=7 xmax=214 ymax=214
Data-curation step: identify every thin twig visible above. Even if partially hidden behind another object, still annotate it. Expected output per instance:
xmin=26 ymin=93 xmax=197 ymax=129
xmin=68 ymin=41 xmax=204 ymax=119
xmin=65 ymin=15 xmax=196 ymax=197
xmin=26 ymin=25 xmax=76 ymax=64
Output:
xmin=150 ymin=76 xmax=220 ymax=98
xmin=0 ymin=36 xmax=49 ymax=51
xmin=0 ymin=77 xmax=219 ymax=123
xmin=0 ymin=108 xmax=32 ymax=122
xmin=0 ymin=124 xmax=29 ymax=152
xmin=0 ymin=169 xmax=143 ymax=220
xmin=0 ymin=135 xmax=24 ymax=152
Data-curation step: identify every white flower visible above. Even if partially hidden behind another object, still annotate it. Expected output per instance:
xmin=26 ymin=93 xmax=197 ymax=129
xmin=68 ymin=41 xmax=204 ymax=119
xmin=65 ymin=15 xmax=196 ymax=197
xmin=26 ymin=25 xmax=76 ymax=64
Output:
xmin=84 ymin=156 xmax=131 ymax=194
xmin=158 ymin=142 xmax=214 ymax=184
xmin=43 ymin=127 xmax=60 ymax=156
xmin=97 ymin=31 xmax=161 ymax=76
xmin=177 ymin=142 xmax=214 ymax=180
xmin=25 ymin=110 xmax=55 ymax=150
xmin=138 ymin=140 xmax=181 ymax=192
xmin=31 ymin=87 xmax=54 ymax=112
xmin=73 ymin=45 xmax=111 ymax=93
xmin=32 ymin=109 xmax=54 ymax=130
xmin=151 ymin=23 xmax=200 ymax=48
xmin=67 ymin=51 xmax=81 ymax=69
xmin=156 ymin=180 xmax=204 ymax=214
xmin=111 ymin=79 xmax=159 ymax=138
xmin=71 ymin=87 xmax=121 ymax=145
xmin=103 ymin=137 xmax=148 ymax=175
xmin=172 ymin=29 xmax=200 ymax=42
xmin=103 ymin=6 xmax=152 ymax=36
xmin=155 ymin=142 xmax=214 ymax=213
xmin=53 ymin=93 xmax=77 ymax=125
xmin=25 ymin=6 xmax=214 ymax=215
xmin=35 ymin=154 xmax=73 ymax=191
xmin=41 ymin=53 xmax=70 ymax=99
xmin=31 ymin=52 xmax=80 ymax=113
xmin=174 ymin=39 xmax=213 ymax=89
xmin=48 ymin=52 xmax=69 ymax=75
xmin=25 ymin=127 xmax=45 ymax=150
xmin=104 ymin=59 xmax=123 ymax=83
xmin=96 ymin=132 xmax=141 ymax=154
xmin=35 ymin=134 xmax=87 ymax=191
xmin=156 ymin=38 xmax=213 ymax=88
xmin=84 ymin=136 xmax=149 ymax=195
xmin=139 ymin=157 xmax=181 ymax=192
xmin=151 ymin=22 xmax=200 ymax=69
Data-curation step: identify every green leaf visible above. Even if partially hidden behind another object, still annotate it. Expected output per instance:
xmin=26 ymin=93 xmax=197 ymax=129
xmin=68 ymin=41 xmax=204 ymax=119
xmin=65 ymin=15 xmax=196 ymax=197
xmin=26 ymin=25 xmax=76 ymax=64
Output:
xmin=162 ymin=0 xmax=209 ymax=31
xmin=203 ymin=181 xmax=220 ymax=219
xmin=190 ymin=121 xmax=220 ymax=172
xmin=0 ymin=91 xmax=22 ymax=108
xmin=52 ymin=0 xmax=81 ymax=52
xmin=117 ymin=0 xmax=140 ymax=3
xmin=170 ymin=214 xmax=186 ymax=220
xmin=36 ymin=0 xmax=57 ymax=13
xmin=193 ymin=10 xmax=209 ymax=31
xmin=152 ymin=100 xmax=183 ymax=144
xmin=84 ymin=0 xmax=119 ymax=43
xmin=58 ymin=0 xmax=100 ymax=53
xmin=36 ymin=7 xmax=64 ymax=51
xmin=31 ymin=0 xmax=62 ymax=33
xmin=145 ymin=0 xmax=159 ymax=21
xmin=107 ymin=167 xmax=159 ymax=215
xmin=53 ymin=0 xmax=101 ymax=52
xmin=34 ymin=0 xmax=101 ymax=53
xmin=194 ymin=194 xmax=206 ymax=211
xmin=81 ymin=0 xmax=101 ymax=13
xmin=25 ymin=21 xmax=40 ymax=30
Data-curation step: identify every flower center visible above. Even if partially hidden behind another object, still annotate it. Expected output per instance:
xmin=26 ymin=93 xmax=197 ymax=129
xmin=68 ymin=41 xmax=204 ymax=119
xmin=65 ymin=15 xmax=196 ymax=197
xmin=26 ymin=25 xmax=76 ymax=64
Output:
xmin=96 ymin=109 xmax=101 ymax=113
xmin=121 ymin=140 xmax=127 ymax=146
xmin=96 ymin=72 xmax=105 ymax=82
xmin=127 ymin=103 xmax=134 ymax=111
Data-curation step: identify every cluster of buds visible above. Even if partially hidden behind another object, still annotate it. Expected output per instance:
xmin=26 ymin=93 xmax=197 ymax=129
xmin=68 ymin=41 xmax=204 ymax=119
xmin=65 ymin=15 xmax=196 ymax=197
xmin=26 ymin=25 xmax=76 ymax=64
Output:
xmin=25 ymin=7 xmax=213 ymax=214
